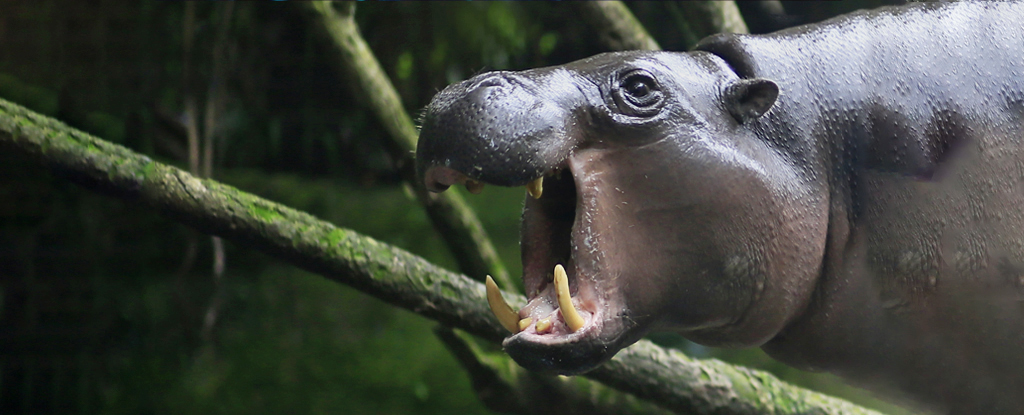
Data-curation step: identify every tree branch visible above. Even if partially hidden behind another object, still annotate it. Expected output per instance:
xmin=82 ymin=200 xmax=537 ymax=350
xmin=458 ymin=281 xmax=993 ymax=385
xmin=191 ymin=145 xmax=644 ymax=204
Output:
xmin=664 ymin=1 xmax=748 ymax=50
xmin=0 ymin=97 xmax=883 ymax=415
xmin=571 ymin=1 xmax=661 ymax=51
xmin=303 ymin=1 xmax=513 ymax=289
xmin=572 ymin=1 xmax=747 ymax=52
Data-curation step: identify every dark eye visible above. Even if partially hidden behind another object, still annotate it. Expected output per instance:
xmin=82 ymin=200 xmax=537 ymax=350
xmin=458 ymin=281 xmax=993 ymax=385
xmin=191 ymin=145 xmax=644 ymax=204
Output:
xmin=613 ymin=69 xmax=664 ymax=117
xmin=624 ymin=75 xmax=654 ymax=99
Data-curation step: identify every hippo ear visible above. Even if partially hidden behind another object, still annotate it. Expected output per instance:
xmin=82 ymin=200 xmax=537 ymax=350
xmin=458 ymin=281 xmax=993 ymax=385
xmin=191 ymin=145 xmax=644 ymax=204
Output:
xmin=724 ymin=78 xmax=779 ymax=123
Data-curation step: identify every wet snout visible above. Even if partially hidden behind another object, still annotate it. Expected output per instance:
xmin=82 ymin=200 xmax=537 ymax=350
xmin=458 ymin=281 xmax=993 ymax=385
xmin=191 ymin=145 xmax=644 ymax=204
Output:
xmin=416 ymin=69 xmax=584 ymax=190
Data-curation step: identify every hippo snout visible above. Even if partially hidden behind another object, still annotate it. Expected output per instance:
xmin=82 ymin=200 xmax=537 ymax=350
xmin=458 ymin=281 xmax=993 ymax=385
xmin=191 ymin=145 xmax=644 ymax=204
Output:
xmin=416 ymin=69 xmax=585 ymax=190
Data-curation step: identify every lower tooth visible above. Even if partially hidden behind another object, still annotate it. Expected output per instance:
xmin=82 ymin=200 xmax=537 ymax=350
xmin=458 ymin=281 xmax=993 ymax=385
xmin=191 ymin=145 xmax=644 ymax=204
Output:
xmin=518 ymin=318 xmax=533 ymax=331
xmin=554 ymin=264 xmax=585 ymax=332
xmin=536 ymin=317 xmax=553 ymax=333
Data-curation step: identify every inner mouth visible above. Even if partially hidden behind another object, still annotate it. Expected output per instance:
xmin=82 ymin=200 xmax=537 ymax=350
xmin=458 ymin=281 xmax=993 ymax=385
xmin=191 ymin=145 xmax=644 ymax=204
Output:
xmin=517 ymin=167 xmax=597 ymax=337
xmin=423 ymin=160 xmax=600 ymax=339
xmin=522 ymin=168 xmax=575 ymax=297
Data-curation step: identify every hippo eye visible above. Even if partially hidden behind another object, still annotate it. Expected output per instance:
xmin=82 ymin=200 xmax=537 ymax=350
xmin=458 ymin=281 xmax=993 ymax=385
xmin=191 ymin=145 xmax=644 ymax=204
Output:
xmin=613 ymin=69 xmax=663 ymax=117
xmin=624 ymin=76 xmax=653 ymax=98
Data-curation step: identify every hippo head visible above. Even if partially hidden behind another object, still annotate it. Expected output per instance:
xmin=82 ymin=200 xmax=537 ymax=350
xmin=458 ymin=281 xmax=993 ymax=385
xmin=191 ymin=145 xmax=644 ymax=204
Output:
xmin=416 ymin=51 xmax=828 ymax=375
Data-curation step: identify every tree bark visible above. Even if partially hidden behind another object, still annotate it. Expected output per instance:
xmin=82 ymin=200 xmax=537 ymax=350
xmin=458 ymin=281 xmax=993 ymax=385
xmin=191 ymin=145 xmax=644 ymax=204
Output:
xmin=0 ymin=96 xmax=883 ymax=415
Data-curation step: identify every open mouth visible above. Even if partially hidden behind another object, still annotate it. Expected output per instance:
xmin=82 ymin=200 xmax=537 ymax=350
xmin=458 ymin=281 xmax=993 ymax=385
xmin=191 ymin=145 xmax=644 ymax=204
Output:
xmin=423 ymin=159 xmax=604 ymax=345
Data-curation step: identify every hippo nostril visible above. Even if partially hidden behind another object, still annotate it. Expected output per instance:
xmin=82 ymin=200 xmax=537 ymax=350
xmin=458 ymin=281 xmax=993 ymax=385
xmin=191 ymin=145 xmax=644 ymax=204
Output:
xmin=471 ymin=75 xmax=511 ymax=91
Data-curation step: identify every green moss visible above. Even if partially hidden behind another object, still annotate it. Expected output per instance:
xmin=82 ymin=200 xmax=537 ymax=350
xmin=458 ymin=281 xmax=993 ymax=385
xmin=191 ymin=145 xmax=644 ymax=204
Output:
xmin=15 ymin=113 xmax=33 ymax=129
xmin=370 ymin=265 xmax=389 ymax=282
xmin=439 ymin=282 xmax=457 ymax=299
xmin=326 ymin=228 xmax=347 ymax=247
xmin=141 ymin=161 xmax=157 ymax=178
xmin=248 ymin=202 xmax=283 ymax=222
xmin=722 ymin=367 xmax=759 ymax=403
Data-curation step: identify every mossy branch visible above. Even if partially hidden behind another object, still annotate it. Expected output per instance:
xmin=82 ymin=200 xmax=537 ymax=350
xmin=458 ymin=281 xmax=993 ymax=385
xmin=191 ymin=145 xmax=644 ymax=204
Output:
xmin=572 ymin=1 xmax=661 ymax=51
xmin=0 ymin=97 xmax=883 ymax=415
xmin=573 ymin=1 xmax=747 ymax=52
xmin=666 ymin=2 xmax=748 ymax=50
xmin=304 ymin=1 xmax=513 ymax=289
xmin=677 ymin=1 xmax=749 ymax=36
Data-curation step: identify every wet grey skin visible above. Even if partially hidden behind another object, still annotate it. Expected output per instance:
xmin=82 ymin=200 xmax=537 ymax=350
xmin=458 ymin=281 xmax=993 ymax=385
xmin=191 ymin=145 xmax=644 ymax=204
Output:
xmin=416 ymin=2 xmax=1024 ymax=413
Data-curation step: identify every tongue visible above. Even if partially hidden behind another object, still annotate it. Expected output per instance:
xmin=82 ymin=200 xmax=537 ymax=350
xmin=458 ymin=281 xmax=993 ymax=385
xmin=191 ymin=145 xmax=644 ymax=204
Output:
xmin=520 ymin=285 xmax=558 ymax=323
xmin=516 ymin=265 xmax=592 ymax=335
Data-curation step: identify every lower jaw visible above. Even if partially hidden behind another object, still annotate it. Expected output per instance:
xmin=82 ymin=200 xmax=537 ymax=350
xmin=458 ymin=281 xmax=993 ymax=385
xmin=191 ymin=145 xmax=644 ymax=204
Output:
xmin=502 ymin=331 xmax=609 ymax=375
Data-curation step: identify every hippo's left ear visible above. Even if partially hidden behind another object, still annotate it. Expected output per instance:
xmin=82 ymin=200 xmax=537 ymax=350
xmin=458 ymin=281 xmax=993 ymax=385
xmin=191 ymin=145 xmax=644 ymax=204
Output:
xmin=724 ymin=78 xmax=779 ymax=124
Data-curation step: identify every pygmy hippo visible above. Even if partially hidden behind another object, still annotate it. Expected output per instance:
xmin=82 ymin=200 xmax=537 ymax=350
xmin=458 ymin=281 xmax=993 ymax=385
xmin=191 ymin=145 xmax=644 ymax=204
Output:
xmin=415 ymin=2 xmax=1024 ymax=413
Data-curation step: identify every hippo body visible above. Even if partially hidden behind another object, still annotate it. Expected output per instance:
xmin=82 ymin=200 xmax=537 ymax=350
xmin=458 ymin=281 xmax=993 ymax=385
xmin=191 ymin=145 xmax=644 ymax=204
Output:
xmin=416 ymin=3 xmax=1024 ymax=413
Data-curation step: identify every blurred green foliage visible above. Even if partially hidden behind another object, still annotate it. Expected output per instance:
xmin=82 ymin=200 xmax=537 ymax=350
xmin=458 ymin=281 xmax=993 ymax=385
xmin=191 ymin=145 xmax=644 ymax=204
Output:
xmin=0 ymin=1 xmax=916 ymax=414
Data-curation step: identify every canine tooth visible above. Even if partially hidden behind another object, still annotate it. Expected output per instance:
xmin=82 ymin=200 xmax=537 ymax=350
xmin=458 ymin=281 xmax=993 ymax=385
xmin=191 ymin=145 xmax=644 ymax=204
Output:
xmin=466 ymin=179 xmax=484 ymax=194
xmin=485 ymin=275 xmax=519 ymax=333
xmin=518 ymin=318 xmax=533 ymax=331
xmin=536 ymin=317 xmax=553 ymax=333
xmin=554 ymin=264 xmax=584 ymax=332
xmin=527 ymin=177 xmax=543 ymax=199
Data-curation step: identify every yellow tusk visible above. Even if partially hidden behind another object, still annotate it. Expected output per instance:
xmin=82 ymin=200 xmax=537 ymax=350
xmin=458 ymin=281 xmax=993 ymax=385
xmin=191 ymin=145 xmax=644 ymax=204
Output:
xmin=486 ymin=275 xmax=520 ymax=333
xmin=526 ymin=177 xmax=543 ymax=199
xmin=554 ymin=264 xmax=585 ymax=332
xmin=466 ymin=179 xmax=484 ymax=194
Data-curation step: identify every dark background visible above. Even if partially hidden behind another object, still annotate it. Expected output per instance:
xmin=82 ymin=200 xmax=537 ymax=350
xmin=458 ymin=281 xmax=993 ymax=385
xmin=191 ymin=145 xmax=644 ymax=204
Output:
xmin=0 ymin=1 xmax=920 ymax=414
